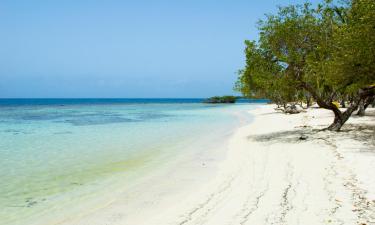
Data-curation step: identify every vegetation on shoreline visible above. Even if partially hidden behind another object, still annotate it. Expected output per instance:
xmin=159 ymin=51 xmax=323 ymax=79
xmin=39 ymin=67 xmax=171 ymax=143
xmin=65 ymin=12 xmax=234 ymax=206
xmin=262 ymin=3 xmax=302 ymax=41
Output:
xmin=204 ymin=96 xmax=237 ymax=103
xmin=236 ymin=0 xmax=375 ymax=131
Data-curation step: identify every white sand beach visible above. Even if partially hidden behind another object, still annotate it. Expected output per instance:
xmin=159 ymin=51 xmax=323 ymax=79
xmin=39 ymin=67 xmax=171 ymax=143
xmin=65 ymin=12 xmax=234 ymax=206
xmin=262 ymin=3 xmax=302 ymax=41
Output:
xmin=57 ymin=105 xmax=375 ymax=225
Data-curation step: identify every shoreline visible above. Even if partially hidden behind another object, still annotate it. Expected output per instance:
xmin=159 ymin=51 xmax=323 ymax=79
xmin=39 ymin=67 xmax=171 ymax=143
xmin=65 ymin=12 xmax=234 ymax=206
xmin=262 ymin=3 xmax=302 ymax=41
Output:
xmin=22 ymin=105 xmax=252 ymax=225
xmin=154 ymin=104 xmax=375 ymax=225
xmin=20 ymin=104 xmax=375 ymax=224
xmin=1 ymin=103 xmax=252 ymax=225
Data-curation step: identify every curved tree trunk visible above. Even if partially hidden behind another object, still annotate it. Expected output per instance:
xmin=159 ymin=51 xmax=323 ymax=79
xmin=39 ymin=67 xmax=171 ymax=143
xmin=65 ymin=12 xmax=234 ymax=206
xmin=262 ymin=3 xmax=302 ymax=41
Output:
xmin=328 ymin=116 xmax=345 ymax=131
xmin=328 ymin=105 xmax=358 ymax=131
xmin=300 ymin=82 xmax=374 ymax=131
xmin=327 ymin=111 xmax=344 ymax=131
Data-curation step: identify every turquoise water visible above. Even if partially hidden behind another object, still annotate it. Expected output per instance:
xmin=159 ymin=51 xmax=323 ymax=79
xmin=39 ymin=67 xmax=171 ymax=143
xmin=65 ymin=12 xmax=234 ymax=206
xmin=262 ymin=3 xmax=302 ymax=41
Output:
xmin=0 ymin=99 xmax=259 ymax=224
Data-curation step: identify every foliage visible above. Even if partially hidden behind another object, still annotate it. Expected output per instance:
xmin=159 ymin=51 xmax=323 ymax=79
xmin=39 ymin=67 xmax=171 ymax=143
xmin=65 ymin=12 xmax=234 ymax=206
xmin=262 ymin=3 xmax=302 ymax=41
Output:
xmin=204 ymin=96 xmax=237 ymax=104
xmin=236 ymin=0 xmax=375 ymax=131
xmin=327 ymin=0 xmax=375 ymax=94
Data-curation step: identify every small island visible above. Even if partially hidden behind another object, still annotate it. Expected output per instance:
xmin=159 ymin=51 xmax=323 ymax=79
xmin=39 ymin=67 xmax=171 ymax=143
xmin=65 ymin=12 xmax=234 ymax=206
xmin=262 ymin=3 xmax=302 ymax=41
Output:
xmin=204 ymin=96 xmax=237 ymax=104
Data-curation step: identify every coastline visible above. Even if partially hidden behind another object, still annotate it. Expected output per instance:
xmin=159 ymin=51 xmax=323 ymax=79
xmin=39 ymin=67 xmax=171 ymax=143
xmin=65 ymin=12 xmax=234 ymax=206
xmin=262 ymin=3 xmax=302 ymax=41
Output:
xmin=51 ymin=107 xmax=251 ymax=225
xmin=149 ymin=104 xmax=375 ymax=225
xmin=21 ymin=104 xmax=375 ymax=224
xmin=1 ymin=103 xmax=252 ymax=225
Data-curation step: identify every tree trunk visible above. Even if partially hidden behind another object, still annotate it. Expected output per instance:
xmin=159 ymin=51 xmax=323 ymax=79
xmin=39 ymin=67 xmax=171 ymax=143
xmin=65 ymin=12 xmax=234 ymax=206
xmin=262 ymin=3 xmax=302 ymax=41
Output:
xmin=364 ymin=96 xmax=375 ymax=110
xmin=299 ymin=82 xmax=372 ymax=131
xmin=357 ymin=99 xmax=365 ymax=116
xmin=357 ymin=96 xmax=375 ymax=116
xmin=340 ymin=99 xmax=346 ymax=108
xmin=327 ymin=110 xmax=349 ymax=131
xmin=327 ymin=116 xmax=344 ymax=131
xmin=306 ymin=95 xmax=311 ymax=108
xmin=327 ymin=100 xmax=361 ymax=131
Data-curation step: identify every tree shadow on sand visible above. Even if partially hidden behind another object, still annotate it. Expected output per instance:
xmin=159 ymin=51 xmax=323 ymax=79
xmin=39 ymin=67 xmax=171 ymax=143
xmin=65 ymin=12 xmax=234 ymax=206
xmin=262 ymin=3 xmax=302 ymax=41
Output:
xmin=339 ymin=124 xmax=375 ymax=151
xmin=248 ymin=127 xmax=323 ymax=144
xmin=248 ymin=123 xmax=375 ymax=152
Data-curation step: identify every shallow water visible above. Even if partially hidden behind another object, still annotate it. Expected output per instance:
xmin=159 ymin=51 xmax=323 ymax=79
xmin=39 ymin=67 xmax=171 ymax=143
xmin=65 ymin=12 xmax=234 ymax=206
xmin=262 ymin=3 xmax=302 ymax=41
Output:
xmin=0 ymin=99 xmax=261 ymax=224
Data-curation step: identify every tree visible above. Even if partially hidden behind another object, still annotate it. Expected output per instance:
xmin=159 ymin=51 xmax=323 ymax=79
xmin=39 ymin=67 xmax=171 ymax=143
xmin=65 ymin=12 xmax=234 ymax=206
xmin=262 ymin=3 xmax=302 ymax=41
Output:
xmin=327 ymin=0 xmax=375 ymax=117
xmin=235 ymin=41 xmax=300 ymax=109
xmin=304 ymin=0 xmax=375 ymax=129
xmin=236 ymin=0 xmax=375 ymax=131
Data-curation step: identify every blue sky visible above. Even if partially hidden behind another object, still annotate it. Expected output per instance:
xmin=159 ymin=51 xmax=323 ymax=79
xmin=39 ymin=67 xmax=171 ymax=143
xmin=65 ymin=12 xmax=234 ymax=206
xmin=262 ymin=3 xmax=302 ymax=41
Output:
xmin=0 ymin=0 xmax=319 ymax=98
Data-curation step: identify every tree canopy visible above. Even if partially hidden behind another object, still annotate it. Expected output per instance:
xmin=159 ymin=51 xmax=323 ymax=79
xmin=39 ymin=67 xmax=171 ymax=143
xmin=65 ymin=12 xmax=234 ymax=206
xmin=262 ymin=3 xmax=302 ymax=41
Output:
xmin=236 ymin=0 xmax=375 ymax=131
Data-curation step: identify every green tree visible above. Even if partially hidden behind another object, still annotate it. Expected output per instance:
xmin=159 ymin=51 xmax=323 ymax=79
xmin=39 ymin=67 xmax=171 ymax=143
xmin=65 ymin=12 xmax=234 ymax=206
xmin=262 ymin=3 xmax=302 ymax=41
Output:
xmin=304 ymin=0 xmax=375 ymax=129
xmin=236 ymin=0 xmax=375 ymax=131
xmin=328 ymin=0 xmax=375 ymax=117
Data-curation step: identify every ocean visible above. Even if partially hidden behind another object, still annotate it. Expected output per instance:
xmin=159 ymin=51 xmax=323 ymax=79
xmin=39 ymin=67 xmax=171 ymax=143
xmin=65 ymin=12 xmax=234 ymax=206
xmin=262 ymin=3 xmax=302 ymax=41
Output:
xmin=0 ymin=98 xmax=265 ymax=224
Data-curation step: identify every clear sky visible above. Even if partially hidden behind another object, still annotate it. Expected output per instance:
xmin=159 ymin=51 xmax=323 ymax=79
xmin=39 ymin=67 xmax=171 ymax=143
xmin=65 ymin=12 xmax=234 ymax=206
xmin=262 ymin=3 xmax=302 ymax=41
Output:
xmin=0 ymin=0 xmax=319 ymax=98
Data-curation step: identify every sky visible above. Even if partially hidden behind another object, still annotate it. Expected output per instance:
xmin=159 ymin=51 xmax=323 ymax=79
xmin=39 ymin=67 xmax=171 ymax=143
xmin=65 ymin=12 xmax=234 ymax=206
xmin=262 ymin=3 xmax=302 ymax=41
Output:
xmin=0 ymin=0 xmax=320 ymax=98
